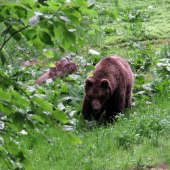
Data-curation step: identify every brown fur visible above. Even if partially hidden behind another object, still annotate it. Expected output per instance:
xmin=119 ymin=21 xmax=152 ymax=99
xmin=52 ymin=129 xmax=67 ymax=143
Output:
xmin=34 ymin=60 xmax=78 ymax=85
xmin=82 ymin=55 xmax=133 ymax=121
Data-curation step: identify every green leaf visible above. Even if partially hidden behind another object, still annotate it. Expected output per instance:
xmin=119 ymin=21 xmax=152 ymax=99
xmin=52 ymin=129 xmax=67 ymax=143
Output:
xmin=66 ymin=85 xmax=79 ymax=97
xmin=112 ymin=10 xmax=120 ymax=19
xmin=0 ymin=15 xmax=4 ymax=22
xmin=29 ymin=15 xmax=40 ymax=27
xmin=5 ymin=122 xmax=18 ymax=131
xmin=39 ymin=31 xmax=53 ymax=45
xmin=49 ymin=63 xmax=55 ymax=67
xmin=1 ymin=27 xmax=9 ymax=37
xmin=87 ymin=65 xmax=96 ymax=72
xmin=43 ymin=50 xmax=54 ymax=58
xmin=10 ymin=90 xmax=29 ymax=110
xmin=3 ymin=135 xmax=9 ymax=147
xmin=65 ymin=77 xmax=73 ymax=81
xmin=104 ymin=28 xmax=116 ymax=33
xmin=53 ymin=27 xmax=62 ymax=39
xmin=0 ymin=146 xmax=5 ymax=152
xmin=136 ymin=76 xmax=145 ymax=85
xmin=38 ymin=6 xmax=49 ymax=13
xmin=88 ymin=30 xmax=95 ymax=35
xmin=0 ymin=104 xmax=13 ymax=116
xmin=46 ymin=22 xmax=54 ymax=36
xmin=63 ymin=31 xmax=76 ymax=44
xmin=146 ymin=43 xmax=152 ymax=48
xmin=13 ymin=113 xmax=24 ymax=132
xmin=25 ymin=119 xmax=34 ymax=129
xmin=20 ymin=158 xmax=33 ymax=170
xmin=31 ymin=115 xmax=45 ymax=124
xmin=39 ymin=113 xmax=52 ymax=125
xmin=52 ymin=109 xmax=68 ymax=124
xmin=16 ymin=7 xmax=26 ymax=18
xmin=61 ymin=39 xmax=70 ymax=50
xmin=74 ymin=0 xmax=88 ymax=7
xmin=105 ymin=9 xmax=120 ymax=19
xmin=66 ymin=134 xmax=82 ymax=145
xmin=48 ymin=4 xmax=60 ymax=11
xmin=79 ymin=7 xmax=98 ymax=17
xmin=0 ymin=91 xmax=11 ymax=100
xmin=60 ymin=84 xmax=68 ymax=93
xmin=144 ymin=49 xmax=153 ymax=54
xmin=67 ymin=15 xmax=80 ymax=25
xmin=38 ymin=57 xmax=43 ymax=63
xmin=0 ymin=158 xmax=8 ymax=169
xmin=25 ymin=29 xmax=37 ymax=41
xmin=32 ymin=35 xmax=44 ymax=49
xmin=90 ymin=24 xmax=100 ymax=31
xmin=69 ymin=45 xmax=78 ymax=52
xmin=136 ymin=34 xmax=142 ymax=40
xmin=8 ymin=141 xmax=22 ymax=158
xmin=31 ymin=96 xmax=53 ymax=112
xmin=39 ymin=19 xmax=47 ymax=28
xmin=77 ymin=37 xmax=84 ymax=48
xmin=156 ymin=83 xmax=163 ymax=91
xmin=8 ymin=26 xmax=22 ymax=41
xmin=163 ymin=79 xmax=170 ymax=86
xmin=88 ymin=72 xmax=93 ymax=77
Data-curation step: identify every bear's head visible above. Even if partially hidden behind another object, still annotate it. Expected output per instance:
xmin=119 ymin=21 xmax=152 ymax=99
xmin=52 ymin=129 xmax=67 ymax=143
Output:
xmin=85 ymin=78 xmax=112 ymax=115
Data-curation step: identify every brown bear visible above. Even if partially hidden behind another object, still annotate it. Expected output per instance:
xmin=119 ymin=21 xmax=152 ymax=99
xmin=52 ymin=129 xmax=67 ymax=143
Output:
xmin=34 ymin=59 xmax=78 ymax=85
xmin=82 ymin=55 xmax=133 ymax=121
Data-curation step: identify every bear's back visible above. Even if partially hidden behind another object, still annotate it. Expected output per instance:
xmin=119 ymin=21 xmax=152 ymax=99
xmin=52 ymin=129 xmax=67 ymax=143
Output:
xmin=95 ymin=56 xmax=130 ymax=74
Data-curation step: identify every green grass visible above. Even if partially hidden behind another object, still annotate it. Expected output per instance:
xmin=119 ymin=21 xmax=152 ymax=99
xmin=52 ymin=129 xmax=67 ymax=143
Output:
xmin=95 ymin=0 xmax=170 ymax=45
xmin=18 ymin=90 xmax=170 ymax=170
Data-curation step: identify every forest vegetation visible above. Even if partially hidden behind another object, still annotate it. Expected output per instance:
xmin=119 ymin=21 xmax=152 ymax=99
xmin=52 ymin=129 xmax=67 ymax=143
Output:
xmin=0 ymin=0 xmax=170 ymax=169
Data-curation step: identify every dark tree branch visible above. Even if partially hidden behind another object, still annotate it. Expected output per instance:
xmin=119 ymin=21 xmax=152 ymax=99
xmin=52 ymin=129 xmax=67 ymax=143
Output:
xmin=0 ymin=25 xmax=30 ymax=52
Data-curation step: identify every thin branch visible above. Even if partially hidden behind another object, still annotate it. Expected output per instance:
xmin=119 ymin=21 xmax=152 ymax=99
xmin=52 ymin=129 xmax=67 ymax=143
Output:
xmin=0 ymin=1 xmax=68 ymax=52
xmin=0 ymin=25 xmax=29 ymax=52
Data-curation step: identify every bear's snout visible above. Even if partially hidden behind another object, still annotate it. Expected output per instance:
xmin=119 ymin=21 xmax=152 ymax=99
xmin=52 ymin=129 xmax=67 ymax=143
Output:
xmin=93 ymin=107 xmax=100 ymax=113
xmin=92 ymin=99 xmax=101 ymax=114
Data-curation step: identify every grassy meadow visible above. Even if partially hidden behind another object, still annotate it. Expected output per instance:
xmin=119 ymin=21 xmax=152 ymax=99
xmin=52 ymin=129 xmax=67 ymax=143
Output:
xmin=1 ymin=0 xmax=170 ymax=169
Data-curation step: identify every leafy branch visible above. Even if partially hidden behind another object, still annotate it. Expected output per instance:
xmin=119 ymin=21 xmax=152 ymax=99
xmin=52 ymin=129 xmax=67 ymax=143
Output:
xmin=0 ymin=25 xmax=29 ymax=52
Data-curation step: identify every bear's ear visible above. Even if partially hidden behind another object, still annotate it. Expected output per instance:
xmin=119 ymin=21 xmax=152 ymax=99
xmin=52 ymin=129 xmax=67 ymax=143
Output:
xmin=101 ymin=79 xmax=110 ymax=88
xmin=85 ymin=78 xmax=93 ymax=88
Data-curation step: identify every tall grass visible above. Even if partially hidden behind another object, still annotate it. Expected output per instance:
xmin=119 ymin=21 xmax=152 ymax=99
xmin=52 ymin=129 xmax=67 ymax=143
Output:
xmin=17 ymin=90 xmax=170 ymax=170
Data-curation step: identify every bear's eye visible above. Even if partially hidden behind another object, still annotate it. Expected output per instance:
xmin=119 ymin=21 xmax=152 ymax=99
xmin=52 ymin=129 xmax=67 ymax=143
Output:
xmin=86 ymin=81 xmax=93 ymax=87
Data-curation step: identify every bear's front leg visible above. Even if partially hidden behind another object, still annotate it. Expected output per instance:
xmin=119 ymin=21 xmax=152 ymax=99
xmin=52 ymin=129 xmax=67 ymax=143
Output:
xmin=105 ymin=95 xmax=126 ymax=122
xmin=82 ymin=96 xmax=92 ymax=119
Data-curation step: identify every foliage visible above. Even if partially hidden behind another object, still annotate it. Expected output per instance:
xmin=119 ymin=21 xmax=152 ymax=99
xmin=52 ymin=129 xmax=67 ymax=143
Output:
xmin=0 ymin=0 xmax=108 ymax=169
xmin=1 ymin=0 xmax=170 ymax=169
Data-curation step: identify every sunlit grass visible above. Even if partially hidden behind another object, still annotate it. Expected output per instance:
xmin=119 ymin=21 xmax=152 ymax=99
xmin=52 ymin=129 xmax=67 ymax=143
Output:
xmin=18 ymin=90 xmax=170 ymax=169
